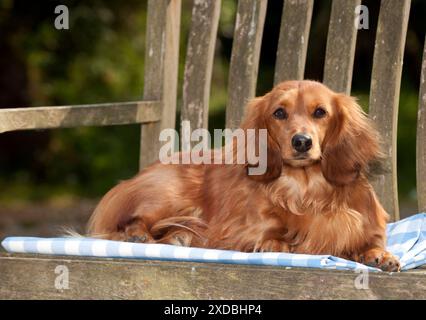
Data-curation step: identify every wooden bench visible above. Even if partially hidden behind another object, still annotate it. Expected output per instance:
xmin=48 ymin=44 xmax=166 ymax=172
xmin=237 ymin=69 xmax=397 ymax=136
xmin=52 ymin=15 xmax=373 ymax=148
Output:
xmin=1 ymin=0 xmax=426 ymax=299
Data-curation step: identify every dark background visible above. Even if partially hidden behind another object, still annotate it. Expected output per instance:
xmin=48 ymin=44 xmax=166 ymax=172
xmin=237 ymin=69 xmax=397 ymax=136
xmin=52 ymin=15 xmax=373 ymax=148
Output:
xmin=0 ymin=0 xmax=425 ymax=238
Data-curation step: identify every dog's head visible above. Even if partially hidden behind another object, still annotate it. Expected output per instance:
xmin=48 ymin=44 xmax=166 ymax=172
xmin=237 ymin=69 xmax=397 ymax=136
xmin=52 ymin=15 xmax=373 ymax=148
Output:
xmin=240 ymin=80 xmax=382 ymax=185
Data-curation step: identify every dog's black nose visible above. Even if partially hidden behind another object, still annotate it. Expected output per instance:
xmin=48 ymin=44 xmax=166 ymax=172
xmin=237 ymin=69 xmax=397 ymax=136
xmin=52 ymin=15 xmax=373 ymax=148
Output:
xmin=291 ymin=134 xmax=312 ymax=153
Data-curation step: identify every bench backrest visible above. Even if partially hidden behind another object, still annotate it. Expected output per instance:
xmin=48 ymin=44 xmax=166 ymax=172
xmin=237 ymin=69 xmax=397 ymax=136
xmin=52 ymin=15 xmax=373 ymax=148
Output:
xmin=0 ymin=0 xmax=424 ymax=222
xmin=140 ymin=0 xmax=425 ymax=222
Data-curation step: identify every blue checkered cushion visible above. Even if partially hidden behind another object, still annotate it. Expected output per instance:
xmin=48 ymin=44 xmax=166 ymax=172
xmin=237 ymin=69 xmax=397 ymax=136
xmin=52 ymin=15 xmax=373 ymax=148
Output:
xmin=2 ymin=213 xmax=425 ymax=272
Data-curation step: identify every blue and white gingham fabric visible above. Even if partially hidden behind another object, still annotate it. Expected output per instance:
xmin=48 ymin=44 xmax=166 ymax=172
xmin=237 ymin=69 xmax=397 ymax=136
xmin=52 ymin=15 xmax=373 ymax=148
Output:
xmin=2 ymin=213 xmax=425 ymax=272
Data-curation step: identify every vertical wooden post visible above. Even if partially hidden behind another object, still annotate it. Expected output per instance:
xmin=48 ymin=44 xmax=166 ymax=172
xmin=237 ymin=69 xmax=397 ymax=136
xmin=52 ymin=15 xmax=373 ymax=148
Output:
xmin=323 ymin=0 xmax=361 ymax=94
xmin=225 ymin=0 xmax=267 ymax=129
xmin=181 ymin=0 xmax=221 ymax=132
xmin=140 ymin=0 xmax=181 ymax=170
xmin=417 ymin=37 xmax=426 ymax=213
xmin=274 ymin=0 xmax=313 ymax=84
xmin=369 ymin=0 xmax=411 ymax=220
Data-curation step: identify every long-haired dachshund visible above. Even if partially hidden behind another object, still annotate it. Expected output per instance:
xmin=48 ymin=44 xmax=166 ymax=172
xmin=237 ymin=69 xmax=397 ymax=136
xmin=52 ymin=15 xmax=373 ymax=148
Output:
xmin=88 ymin=80 xmax=400 ymax=271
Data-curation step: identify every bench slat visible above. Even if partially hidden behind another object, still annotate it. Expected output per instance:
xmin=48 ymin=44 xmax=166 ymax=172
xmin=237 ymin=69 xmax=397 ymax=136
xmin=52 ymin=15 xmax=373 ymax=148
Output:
xmin=182 ymin=0 xmax=221 ymax=131
xmin=274 ymin=0 xmax=313 ymax=84
xmin=323 ymin=0 xmax=361 ymax=94
xmin=0 ymin=101 xmax=161 ymax=133
xmin=417 ymin=38 xmax=426 ymax=213
xmin=369 ymin=0 xmax=411 ymax=221
xmin=1 ymin=253 xmax=425 ymax=299
xmin=226 ymin=0 xmax=267 ymax=129
xmin=140 ymin=0 xmax=181 ymax=169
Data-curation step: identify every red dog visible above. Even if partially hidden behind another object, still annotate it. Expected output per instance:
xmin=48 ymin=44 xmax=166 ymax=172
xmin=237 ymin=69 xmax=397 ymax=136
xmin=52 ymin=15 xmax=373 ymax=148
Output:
xmin=88 ymin=80 xmax=400 ymax=271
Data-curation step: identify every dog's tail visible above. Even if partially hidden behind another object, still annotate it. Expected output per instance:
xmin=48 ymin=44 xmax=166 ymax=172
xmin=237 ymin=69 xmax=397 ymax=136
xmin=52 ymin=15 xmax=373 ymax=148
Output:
xmin=59 ymin=226 xmax=85 ymax=238
xmin=60 ymin=226 xmax=111 ymax=239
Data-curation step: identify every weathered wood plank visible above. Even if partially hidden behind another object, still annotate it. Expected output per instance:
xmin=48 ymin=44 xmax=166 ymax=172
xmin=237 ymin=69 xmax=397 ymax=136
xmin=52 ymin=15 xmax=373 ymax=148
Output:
xmin=225 ymin=0 xmax=267 ymax=129
xmin=140 ymin=0 xmax=181 ymax=169
xmin=181 ymin=0 xmax=221 ymax=132
xmin=0 ymin=253 xmax=425 ymax=299
xmin=274 ymin=0 xmax=313 ymax=84
xmin=0 ymin=101 xmax=161 ymax=133
xmin=323 ymin=0 xmax=361 ymax=94
xmin=369 ymin=0 xmax=411 ymax=221
xmin=417 ymin=38 xmax=426 ymax=213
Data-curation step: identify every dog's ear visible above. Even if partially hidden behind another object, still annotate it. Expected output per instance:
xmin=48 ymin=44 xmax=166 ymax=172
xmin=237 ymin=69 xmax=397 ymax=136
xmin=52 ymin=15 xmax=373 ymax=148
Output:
xmin=321 ymin=94 xmax=382 ymax=185
xmin=238 ymin=96 xmax=282 ymax=182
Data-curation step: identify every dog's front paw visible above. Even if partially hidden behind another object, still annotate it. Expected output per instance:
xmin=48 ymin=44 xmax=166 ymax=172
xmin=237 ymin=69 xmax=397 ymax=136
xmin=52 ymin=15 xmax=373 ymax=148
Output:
xmin=359 ymin=248 xmax=401 ymax=272
xmin=254 ymin=239 xmax=290 ymax=253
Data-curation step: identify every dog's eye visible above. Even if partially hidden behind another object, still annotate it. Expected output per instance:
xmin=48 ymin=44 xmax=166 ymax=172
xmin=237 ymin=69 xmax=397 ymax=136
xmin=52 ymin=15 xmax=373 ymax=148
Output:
xmin=273 ymin=107 xmax=288 ymax=120
xmin=313 ymin=107 xmax=327 ymax=118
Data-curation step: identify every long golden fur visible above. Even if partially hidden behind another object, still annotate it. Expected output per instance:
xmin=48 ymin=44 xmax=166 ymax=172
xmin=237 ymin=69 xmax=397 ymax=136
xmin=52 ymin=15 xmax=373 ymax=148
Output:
xmin=88 ymin=80 xmax=400 ymax=271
